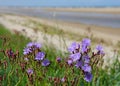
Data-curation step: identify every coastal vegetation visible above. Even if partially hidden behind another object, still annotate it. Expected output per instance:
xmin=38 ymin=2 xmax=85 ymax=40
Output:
xmin=0 ymin=24 xmax=120 ymax=86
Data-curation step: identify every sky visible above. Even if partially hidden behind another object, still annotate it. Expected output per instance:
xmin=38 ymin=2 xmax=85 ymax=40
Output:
xmin=0 ymin=0 xmax=120 ymax=7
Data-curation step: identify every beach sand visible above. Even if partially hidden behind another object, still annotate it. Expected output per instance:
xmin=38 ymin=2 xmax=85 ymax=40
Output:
xmin=44 ymin=8 xmax=120 ymax=14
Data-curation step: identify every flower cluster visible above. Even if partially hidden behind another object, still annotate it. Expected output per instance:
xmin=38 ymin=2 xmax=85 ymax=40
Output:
xmin=23 ymin=42 xmax=41 ymax=55
xmin=35 ymin=50 xmax=50 ymax=67
xmin=67 ymin=38 xmax=104 ymax=82
xmin=24 ymin=42 xmax=50 ymax=67
xmin=23 ymin=42 xmax=51 ymax=84
xmin=23 ymin=42 xmax=50 ymax=67
xmin=22 ymin=39 xmax=104 ymax=84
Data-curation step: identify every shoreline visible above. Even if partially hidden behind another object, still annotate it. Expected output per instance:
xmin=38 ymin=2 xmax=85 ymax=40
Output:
xmin=43 ymin=7 xmax=120 ymax=14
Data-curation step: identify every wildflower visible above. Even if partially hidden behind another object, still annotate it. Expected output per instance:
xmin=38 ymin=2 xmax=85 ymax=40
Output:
xmin=84 ymin=72 xmax=93 ymax=82
xmin=56 ymin=57 xmax=62 ymax=62
xmin=35 ymin=52 xmax=45 ymax=61
xmin=68 ymin=42 xmax=80 ymax=53
xmin=96 ymin=45 xmax=103 ymax=51
xmin=67 ymin=59 xmax=73 ymax=66
xmin=27 ymin=42 xmax=41 ymax=49
xmin=82 ymin=64 xmax=91 ymax=72
xmin=67 ymin=38 xmax=105 ymax=82
xmin=23 ymin=48 xmax=32 ymax=55
xmin=34 ymin=42 xmax=41 ymax=49
xmin=69 ymin=53 xmax=81 ymax=62
xmin=75 ymin=60 xmax=83 ymax=68
xmin=27 ymin=68 xmax=33 ymax=75
xmin=81 ymin=44 xmax=87 ymax=53
xmin=42 ymin=59 xmax=50 ymax=67
xmin=82 ymin=38 xmax=91 ymax=47
xmin=23 ymin=42 xmax=42 ymax=55
xmin=84 ymin=55 xmax=90 ymax=63
xmin=27 ymin=68 xmax=34 ymax=84
xmin=27 ymin=42 xmax=34 ymax=48
xmin=81 ymin=38 xmax=91 ymax=53
xmin=96 ymin=45 xmax=104 ymax=55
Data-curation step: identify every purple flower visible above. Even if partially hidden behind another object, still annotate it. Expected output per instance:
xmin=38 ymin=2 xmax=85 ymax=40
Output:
xmin=56 ymin=57 xmax=62 ymax=62
xmin=35 ymin=52 xmax=45 ymax=61
xmin=34 ymin=42 xmax=41 ymax=49
xmin=68 ymin=42 xmax=80 ymax=53
xmin=81 ymin=44 xmax=87 ymax=53
xmin=23 ymin=48 xmax=32 ymax=55
xmin=69 ymin=53 xmax=81 ymax=62
xmin=67 ymin=59 xmax=73 ymax=65
xmin=42 ymin=59 xmax=50 ymax=66
xmin=84 ymin=72 xmax=93 ymax=82
xmin=96 ymin=45 xmax=103 ymax=51
xmin=81 ymin=38 xmax=91 ymax=53
xmin=96 ymin=45 xmax=104 ymax=55
xmin=82 ymin=64 xmax=91 ymax=72
xmin=27 ymin=42 xmax=41 ymax=49
xmin=27 ymin=68 xmax=33 ymax=75
xmin=75 ymin=60 xmax=83 ymax=68
xmin=84 ymin=55 xmax=90 ymax=63
xmin=27 ymin=42 xmax=34 ymax=47
xmin=82 ymin=38 xmax=91 ymax=47
xmin=24 ymin=42 xmax=42 ymax=55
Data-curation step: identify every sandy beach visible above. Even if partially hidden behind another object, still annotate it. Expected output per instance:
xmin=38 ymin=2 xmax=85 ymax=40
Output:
xmin=44 ymin=7 xmax=120 ymax=14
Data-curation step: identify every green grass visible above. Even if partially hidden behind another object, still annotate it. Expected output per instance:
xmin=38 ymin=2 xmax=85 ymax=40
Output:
xmin=0 ymin=24 xmax=30 ymax=55
xmin=0 ymin=24 xmax=31 ymax=86
xmin=0 ymin=24 xmax=120 ymax=86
